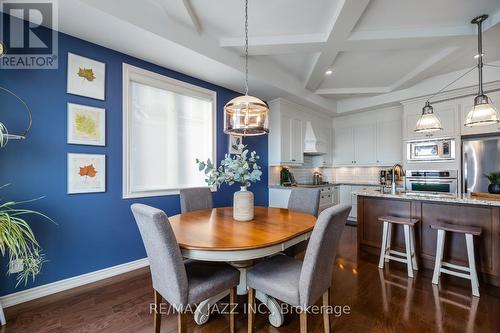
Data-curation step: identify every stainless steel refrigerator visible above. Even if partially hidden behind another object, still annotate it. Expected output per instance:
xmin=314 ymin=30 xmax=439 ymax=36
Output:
xmin=462 ymin=135 xmax=500 ymax=194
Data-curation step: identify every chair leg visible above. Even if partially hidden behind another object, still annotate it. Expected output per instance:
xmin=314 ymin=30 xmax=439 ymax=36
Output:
xmin=178 ymin=312 xmax=187 ymax=333
xmin=248 ymin=288 xmax=256 ymax=333
xmin=465 ymin=234 xmax=480 ymax=297
xmin=300 ymin=311 xmax=308 ymax=333
xmin=403 ymin=225 xmax=414 ymax=278
xmin=322 ymin=289 xmax=330 ymax=333
xmin=410 ymin=226 xmax=418 ymax=270
xmin=153 ymin=290 xmax=162 ymax=333
xmin=385 ymin=223 xmax=393 ymax=263
xmin=229 ymin=287 xmax=237 ymax=333
xmin=432 ymin=229 xmax=445 ymax=285
xmin=378 ymin=221 xmax=389 ymax=269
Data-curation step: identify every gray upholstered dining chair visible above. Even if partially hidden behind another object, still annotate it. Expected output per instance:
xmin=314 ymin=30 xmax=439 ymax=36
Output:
xmin=247 ymin=204 xmax=351 ymax=333
xmin=288 ymin=187 xmax=321 ymax=217
xmin=131 ymin=204 xmax=239 ymax=333
xmin=286 ymin=187 xmax=321 ymax=257
xmin=179 ymin=187 xmax=213 ymax=213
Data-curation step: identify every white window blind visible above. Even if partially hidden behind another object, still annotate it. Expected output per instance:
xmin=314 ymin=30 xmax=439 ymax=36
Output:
xmin=123 ymin=64 xmax=216 ymax=198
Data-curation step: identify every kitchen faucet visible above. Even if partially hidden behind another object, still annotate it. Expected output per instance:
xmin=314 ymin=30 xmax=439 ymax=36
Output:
xmin=391 ymin=163 xmax=404 ymax=195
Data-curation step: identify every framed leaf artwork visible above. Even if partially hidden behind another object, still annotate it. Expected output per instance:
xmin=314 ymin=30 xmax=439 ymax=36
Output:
xmin=67 ymin=53 xmax=106 ymax=100
xmin=67 ymin=103 xmax=105 ymax=146
xmin=67 ymin=153 xmax=106 ymax=194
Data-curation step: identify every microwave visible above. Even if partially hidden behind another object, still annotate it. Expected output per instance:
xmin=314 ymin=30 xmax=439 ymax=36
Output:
xmin=407 ymin=138 xmax=455 ymax=162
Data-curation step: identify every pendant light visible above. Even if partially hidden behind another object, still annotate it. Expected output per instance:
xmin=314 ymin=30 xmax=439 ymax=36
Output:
xmin=416 ymin=14 xmax=499 ymax=132
xmin=224 ymin=0 xmax=269 ymax=136
xmin=414 ymin=101 xmax=443 ymax=133
xmin=464 ymin=15 xmax=499 ymax=127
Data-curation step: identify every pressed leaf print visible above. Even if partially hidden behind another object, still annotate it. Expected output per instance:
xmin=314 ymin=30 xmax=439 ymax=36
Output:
xmin=79 ymin=164 xmax=98 ymax=178
xmin=75 ymin=113 xmax=98 ymax=138
xmin=77 ymin=67 xmax=96 ymax=82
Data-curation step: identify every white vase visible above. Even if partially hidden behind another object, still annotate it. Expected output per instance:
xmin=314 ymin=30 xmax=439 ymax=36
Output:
xmin=233 ymin=186 xmax=254 ymax=221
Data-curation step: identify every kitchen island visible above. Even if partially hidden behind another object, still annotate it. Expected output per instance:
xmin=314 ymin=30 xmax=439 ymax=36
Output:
xmin=356 ymin=190 xmax=500 ymax=286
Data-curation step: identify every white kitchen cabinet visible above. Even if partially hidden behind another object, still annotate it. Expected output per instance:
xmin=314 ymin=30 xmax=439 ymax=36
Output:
xmin=333 ymin=120 xmax=402 ymax=166
xmin=290 ymin=118 xmax=304 ymax=164
xmin=268 ymin=188 xmax=291 ymax=208
xmin=354 ymin=124 xmax=377 ymax=165
xmin=269 ymin=99 xmax=331 ymax=166
xmin=459 ymin=91 xmax=500 ymax=136
xmin=333 ymin=127 xmax=354 ymax=165
xmin=377 ymin=119 xmax=402 ymax=164
xmin=268 ymin=100 xmax=304 ymax=166
xmin=338 ymin=185 xmax=355 ymax=218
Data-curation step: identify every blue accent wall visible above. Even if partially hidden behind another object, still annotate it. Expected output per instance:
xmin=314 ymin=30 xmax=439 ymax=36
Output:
xmin=0 ymin=22 xmax=268 ymax=296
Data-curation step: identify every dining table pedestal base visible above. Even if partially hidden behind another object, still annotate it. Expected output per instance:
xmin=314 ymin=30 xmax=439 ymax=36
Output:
xmin=193 ymin=260 xmax=285 ymax=327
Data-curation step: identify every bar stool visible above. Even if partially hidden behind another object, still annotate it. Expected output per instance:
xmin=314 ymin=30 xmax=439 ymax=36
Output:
xmin=378 ymin=216 xmax=419 ymax=278
xmin=430 ymin=223 xmax=482 ymax=297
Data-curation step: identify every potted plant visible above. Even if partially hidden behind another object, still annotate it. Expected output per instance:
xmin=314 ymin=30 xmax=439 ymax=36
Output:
xmin=197 ymin=144 xmax=262 ymax=221
xmin=0 ymin=185 xmax=54 ymax=286
xmin=484 ymin=172 xmax=500 ymax=194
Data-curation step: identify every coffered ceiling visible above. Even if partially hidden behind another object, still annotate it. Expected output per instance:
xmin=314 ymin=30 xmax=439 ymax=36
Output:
xmin=18 ymin=0 xmax=500 ymax=114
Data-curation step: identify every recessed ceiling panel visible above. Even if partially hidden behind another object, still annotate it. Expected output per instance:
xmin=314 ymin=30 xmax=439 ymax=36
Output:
xmin=354 ymin=0 xmax=500 ymax=32
xmin=191 ymin=0 xmax=340 ymax=36
xmin=260 ymin=53 xmax=318 ymax=82
xmin=319 ymin=47 xmax=446 ymax=89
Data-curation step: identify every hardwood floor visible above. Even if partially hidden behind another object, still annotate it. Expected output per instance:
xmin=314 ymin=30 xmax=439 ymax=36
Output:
xmin=3 ymin=226 xmax=500 ymax=332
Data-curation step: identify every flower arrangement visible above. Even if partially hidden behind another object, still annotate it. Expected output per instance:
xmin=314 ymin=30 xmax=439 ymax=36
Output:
xmin=196 ymin=144 xmax=262 ymax=188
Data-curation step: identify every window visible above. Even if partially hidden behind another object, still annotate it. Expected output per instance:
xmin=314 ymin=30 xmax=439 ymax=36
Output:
xmin=123 ymin=64 xmax=216 ymax=198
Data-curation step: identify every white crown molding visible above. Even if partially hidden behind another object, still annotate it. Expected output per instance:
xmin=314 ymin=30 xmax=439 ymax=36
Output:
xmin=0 ymin=258 xmax=149 ymax=308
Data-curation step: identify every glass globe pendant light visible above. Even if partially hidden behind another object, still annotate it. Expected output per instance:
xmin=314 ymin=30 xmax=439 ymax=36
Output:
xmin=464 ymin=15 xmax=500 ymax=127
xmin=224 ymin=0 xmax=269 ymax=136
xmin=414 ymin=101 xmax=443 ymax=133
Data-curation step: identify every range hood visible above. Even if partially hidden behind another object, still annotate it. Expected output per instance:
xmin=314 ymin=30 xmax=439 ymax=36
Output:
xmin=303 ymin=121 xmax=326 ymax=155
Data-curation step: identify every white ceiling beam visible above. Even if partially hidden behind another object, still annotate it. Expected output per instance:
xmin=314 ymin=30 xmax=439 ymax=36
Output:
xmin=316 ymin=87 xmax=391 ymax=95
xmin=181 ymin=0 xmax=202 ymax=34
xmin=305 ymin=0 xmax=371 ymax=91
xmin=220 ymin=33 xmax=325 ymax=55
xmin=348 ymin=26 xmax=474 ymax=42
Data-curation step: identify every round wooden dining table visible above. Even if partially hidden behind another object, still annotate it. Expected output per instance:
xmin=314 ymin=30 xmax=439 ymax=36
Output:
xmin=169 ymin=206 xmax=317 ymax=327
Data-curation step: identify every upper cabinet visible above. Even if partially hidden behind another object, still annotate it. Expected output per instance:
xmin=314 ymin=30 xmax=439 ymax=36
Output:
xmin=268 ymin=99 xmax=331 ymax=166
xmin=332 ymin=107 xmax=403 ymax=167
xmin=377 ymin=119 xmax=403 ymax=164
xmin=354 ymin=124 xmax=377 ymax=164
xmin=333 ymin=126 xmax=354 ymax=165
xmin=403 ymin=100 xmax=459 ymax=140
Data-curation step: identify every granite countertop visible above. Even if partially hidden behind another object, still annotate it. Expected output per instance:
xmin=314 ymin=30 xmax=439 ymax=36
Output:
xmin=354 ymin=190 xmax=500 ymax=207
xmin=269 ymin=182 xmax=382 ymax=189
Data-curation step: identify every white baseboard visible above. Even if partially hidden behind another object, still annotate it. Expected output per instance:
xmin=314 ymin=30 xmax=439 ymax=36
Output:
xmin=0 ymin=258 xmax=149 ymax=308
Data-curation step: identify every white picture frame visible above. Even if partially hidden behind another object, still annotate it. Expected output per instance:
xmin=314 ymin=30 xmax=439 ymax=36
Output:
xmin=67 ymin=53 xmax=106 ymax=100
xmin=68 ymin=153 xmax=106 ymax=194
xmin=228 ymin=135 xmax=242 ymax=154
xmin=67 ymin=103 xmax=106 ymax=146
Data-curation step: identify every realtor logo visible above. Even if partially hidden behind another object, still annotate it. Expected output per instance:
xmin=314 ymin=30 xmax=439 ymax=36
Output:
xmin=0 ymin=0 xmax=58 ymax=69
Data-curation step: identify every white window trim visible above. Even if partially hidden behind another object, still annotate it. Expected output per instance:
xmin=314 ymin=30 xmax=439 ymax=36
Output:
xmin=122 ymin=63 xmax=217 ymax=199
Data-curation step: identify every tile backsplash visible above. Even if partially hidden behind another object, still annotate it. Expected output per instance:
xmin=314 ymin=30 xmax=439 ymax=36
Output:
xmin=270 ymin=163 xmax=385 ymax=185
